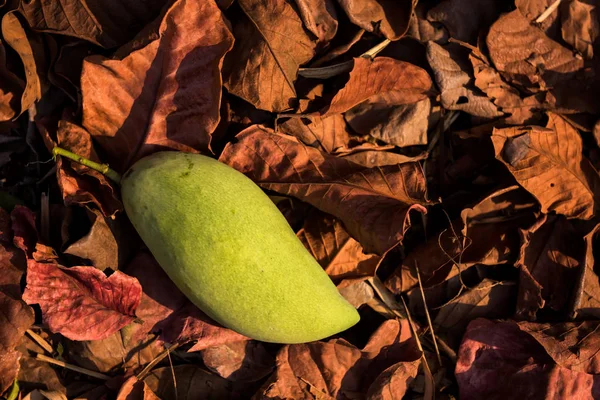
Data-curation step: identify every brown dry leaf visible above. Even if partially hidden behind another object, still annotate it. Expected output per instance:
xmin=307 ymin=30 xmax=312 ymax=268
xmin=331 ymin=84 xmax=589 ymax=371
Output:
xmin=0 ymin=209 xmax=26 ymax=299
xmin=337 ymin=277 xmax=375 ymax=308
xmin=294 ymin=0 xmax=338 ymax=45
xmin=49 ymin=41 xmax=95 ymax=102
xmin=64 ymin=209 xmax=118 ymax=270
xmin=22 ymin=260 xmax=142 ymax=341
xmin=491 ymin=113 xmax=600 ymax=219
xmin=336 ymin=0 xmax=413 ymax=40
xmin=0 ymin=292 xmax=34 ymax=394
xmin=144 ymin=365 xmax=247 ymax=400
xmin=0 ymin=42 xmax=25 ymax=121
xmin=323 ymin=57 xmax=434 ymax=115
xmin=573 ymin=224 xmax=600 ymax=318
xmin=487 ymin=9 xmax=584 ymax=90
xmin=434 ymin=279 xmax=516 ymax=347
xmin=82 ymin=0 xmax=234 ymax=172
xmin=427 ymin=0 xmax=504 ymax=43
xmin=339 ymin=147 xmax=428 ymax=168
xmin=516 ymin=0 xmax=562 ymax=32
xmin=297 ymin=210 xmax=381 ymax=282
xmin=64 ymin=331 xmax=162 ymax=374
xmin=10 ymin=206 xmax=57 ymax=263
xmin=201 ymin=341 xmax=275 ymax=382
xmin=365 ymin=359 xmax=420 ymax=400
xmin=18 ymin=0 xmax=167 ymax=49
xmin=2 ymin=11 xmax=49 ymax=118
xmin=561 ymin=0 xmax=599 ymax=60
xmin=456 ymin=319 xmax=600 ymax=399
xmin=220 ymin=125 xmax=430 ymax=255
xmin=470 ymin=49 xmax=544 ymax=125
xmin=278 ymin=114 xmax=352 ymax=153
xmin=116 ymin=377 xmax=161 ymax=400
xmin=223 ymin=0 xmax=316 ymax=112
xmin=516 ymin=215 xmax=587 ymax=320
xmin=426 ymin=42 xmax=503 ymax=118
xmin=256 ymin=319 xmax=420 ymax=399
xmin=345 ymin=98 xmax=431 ymax=147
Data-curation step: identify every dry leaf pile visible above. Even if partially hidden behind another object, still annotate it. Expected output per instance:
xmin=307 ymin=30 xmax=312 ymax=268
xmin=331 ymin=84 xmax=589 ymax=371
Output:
xmin=2 ymin=0 xmax=600 ymax=398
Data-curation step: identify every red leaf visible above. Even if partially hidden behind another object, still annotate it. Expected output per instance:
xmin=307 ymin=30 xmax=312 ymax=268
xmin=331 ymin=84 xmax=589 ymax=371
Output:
xmin=22 ymin=260 xmax=142 ymax=341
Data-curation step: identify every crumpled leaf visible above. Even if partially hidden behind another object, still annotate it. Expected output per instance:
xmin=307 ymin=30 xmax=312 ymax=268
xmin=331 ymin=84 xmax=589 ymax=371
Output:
xmin=561 ymin=0 xmax=599 ymax=60
xmin=491 ymin=113 xmax=600 ymax=219
xmin=427 ymin=0 xmax=504 ymax=43
xmin=516 ymin=215 xmax=587 ymax=320
xmin=572 ymin=224 xmax=600 ymax=318
xmin=297 ymin=210 xmax=381 ymax=282
xmin=18 ymin=0 xmax=167 ymax=49
xmin=220 ymin=125 xmax=430 ymax=255
xmin=365 ymin=359 xmax=420 ymax=400
xmin=223 ymin=0 xmax=315 ymax=112
xmin=256 ymin=319 xmax=420 ymax=399
xmin=0 ymin=292 xmax=34 ymax=394
xmin=294 ymin=0 xmax=338 ymax=45
xmin=456 ymin=319 xmax=600 ymax=399
xmin=116 ymin=377 xmax=160 ymax=400
xmin=337 ymin=277 xmax=375 ymax=308
xmin=336 ymin=0 xmax=413 ymax=40
xmin=278 ymin=114 xmax=352 ymax=153
xmin=82 ymin=0 xmax=234 ymax=172
xmin=51 ymin=120 xmax=122 ymax=217
xmin=22 ymin=260 xmax=142 ymax=341
xmin=0 ymin=42 xmax=25 ymax=121
xmin=426 ymin=42 xmax=503 ymax=118
xmin=345 ymin=98 xmax=431 ymax=147
xmin=487 ymin=9 xmax=584 ymax=90
xmin=323 ymin=57 xmax=434 ymax=115
xmin=144 ymin=365 xmax=248 ymax=400
xmin=126 ymin=252 xmax=248 ymax=350
xmin=201 ymin=341 xmax=275 ymax=382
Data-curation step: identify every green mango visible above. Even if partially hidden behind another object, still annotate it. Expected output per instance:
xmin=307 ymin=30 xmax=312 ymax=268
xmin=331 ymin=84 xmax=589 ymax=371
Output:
xmin=121 ymin=152 xmax=359 ymax=343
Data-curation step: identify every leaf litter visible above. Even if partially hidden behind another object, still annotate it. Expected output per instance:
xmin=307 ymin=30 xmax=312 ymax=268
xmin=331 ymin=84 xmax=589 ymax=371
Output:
xmin=2 ymin=0 xmax=600 ymax=398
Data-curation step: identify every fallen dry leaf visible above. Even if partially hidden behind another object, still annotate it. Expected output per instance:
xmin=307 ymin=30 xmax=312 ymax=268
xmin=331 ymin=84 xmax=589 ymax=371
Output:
xmin=201 ymin=341 xmax=275 ymax=382
xmin=492 ymin=113 xmax=600 ymax=219
xmin=560 ymin=0 xmax=599 ymax=60
xmin=336 ymin=0 xmax=413 ymax=40
xmin=427 ymin=0 xmax=504 ymax=43
xmin=116 ymin=377 xmax=160 ymax=400
xmin=0 ymin=42 xmax=25 ymax=121
xmin=223 ymin=0 xmax=316 ymax=112
xmin=323 ymin=57 xmax=434 ymax=115
xmin=220 ymin=125 xmax=430 ymax=254
xmin=572 ymin=224 xmax=600 ymax=318
xmin=22 ymin=260 xmax=142 ymax=341
xmin=82 ymin=0 xmax=234 ymax=172
xmin=277 ymin=114 xmax=353 ymax=153
xmin=294 ymin=0 xmax=338 ymax=45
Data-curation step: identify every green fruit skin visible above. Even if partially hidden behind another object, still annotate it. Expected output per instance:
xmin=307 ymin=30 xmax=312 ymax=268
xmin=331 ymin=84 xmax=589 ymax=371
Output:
xmin=122 ymin=152 xmax=360 ymax=343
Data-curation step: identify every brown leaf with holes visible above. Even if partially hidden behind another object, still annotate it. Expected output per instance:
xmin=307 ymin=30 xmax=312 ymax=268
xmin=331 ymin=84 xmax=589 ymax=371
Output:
xmin=0 ymin=292 xmax=34 ymax=394
xmin=323 ymin=57 xmax=434 ymax=115
xmin=492 ymin=113 xmax=600 ymax=219
xmin=82 ymin=0 xmax=234 ymax=172
xmin=22 ymin=260 xmax=142 ymax=341
xmin=297 ymin=210 xmax=381 ymax=282
xmin=18 ymin=0 xmax=167 ymax=49
xmin=220 ymin=125 xmax=430 ymax=255
xmin=336 ymin=0 xmax=413 ymax=40
xmin=223 ymin=0 xmax=316 ymax=112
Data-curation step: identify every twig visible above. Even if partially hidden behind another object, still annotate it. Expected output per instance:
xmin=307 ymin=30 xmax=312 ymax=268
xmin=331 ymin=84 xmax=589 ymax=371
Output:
xmin=52 ymin=147 xmax=122 ymax=184
xmin=35 ymin=354 xmax=110 ymax=380
xmin=26 ymin=329 xmax=54 ymax=354
xmin=137 ymin=342 xmax=181 ymax=381
xmin=536 ymin=0 xmax=561 ymax=23
xmin=166 ymin=347 xmax=178 ymax=400
xmin=415 ymin=263 xmax=442 ymax=365
xmin=361 ymin=39 xmax=391 ymax=59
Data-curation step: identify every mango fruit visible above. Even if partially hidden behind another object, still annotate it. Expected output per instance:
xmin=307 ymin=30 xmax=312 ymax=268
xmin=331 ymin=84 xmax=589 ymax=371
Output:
xmin=121 ymin=152 xmax=359 ymax=343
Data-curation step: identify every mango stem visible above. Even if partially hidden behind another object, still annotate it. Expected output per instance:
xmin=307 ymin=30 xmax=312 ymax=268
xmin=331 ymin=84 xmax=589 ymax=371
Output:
xmin=52 ymin=147 xmax=122 ymax=184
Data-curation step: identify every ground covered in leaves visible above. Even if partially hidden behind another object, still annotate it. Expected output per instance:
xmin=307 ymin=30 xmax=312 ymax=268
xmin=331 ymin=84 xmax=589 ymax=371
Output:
xmin=1 ymin=0 xmax=600 ymax=398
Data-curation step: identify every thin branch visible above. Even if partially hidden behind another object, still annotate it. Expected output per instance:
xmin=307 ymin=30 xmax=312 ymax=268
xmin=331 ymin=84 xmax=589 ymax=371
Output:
xmin=536 ymin=0 xmax=561 ymax=23
xmin=26 ymin=329 xmax=54 ymax=354
xmin=415 ymin=263 xmax=442 ymax=365
xmin=52 ymin=147 xmax=122 ymax=184
xmin=137 ymin=342 xmax=181 ymax=381
xmin=36 ymin=354 xmax=110 ymax=380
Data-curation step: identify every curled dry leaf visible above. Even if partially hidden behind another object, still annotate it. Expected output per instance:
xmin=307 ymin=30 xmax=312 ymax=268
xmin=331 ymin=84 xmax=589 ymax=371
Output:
xmin=345 ymin=98 xmax=431 ymax=148
xmin=278 ymin=114 xmax=352 ymax=153
xmin=0 ymin=292 xmax=34 ymax=394
xmin=297 ymin=210 xmax=381 ymax=282
xmin=323 ymin=57 xmax=434 ymax=115
xmin=82 ymin=0 xmax=234 ymax=172
xmin=456 ymin=319 xmax=600 ymax=399
xmin=116 ymin=377 xmax=160 ymax=400
xmin=487 ymin=10 xmax=584 ymax=89
xmin=336 ymin=0 xmax=413 ymax=40
xmin=201 ymin=341 xmax=275 ymax=382
xmin=257 ymin=319 xmax=420 ymax=399
xmin=220 ymin=125 xmax=430 ymax=255
xmin=53 ymin=120 xmax=122 ymax=217
xmin=22 ymin=260 xmax=142 ymax=341
xmin=11 ymin=206 xmax=57 ymax=262
xmin=365 ymin=359 xmax=420 ymax=400
xmin=426 ymin=42 xmax=503 ymax=118
xmin=18 ymin=0 xmax=167 ymax=49
xmin=573 ymin=224 xmax=600 ymax=318
xmin=560 ymin=0 xmax=599 ymax=60
xmin=491 ymin=113 xmax=600 ymax=219
xmin=0 ymin=42 xmax=25 ymax=121
xmin=224 ymin=0 xmax=316 ymax=112
xmin=294 ymin=0 xmax=338 ymax=45
xmin=0 ymin=208 xmax=26 ymax=299
xmin=516 ymin=215 xmax=587 ymax=320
